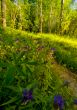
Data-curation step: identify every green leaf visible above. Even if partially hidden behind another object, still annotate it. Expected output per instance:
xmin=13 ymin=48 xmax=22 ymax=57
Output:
xmin=3 ymin=64 xmax=15 ymax=85
xmin=0 ymin=97 xmax=17 ymax=106
xmin=5 ymin=86 xmax=22 ymax=93
xmin=27 ymin=61 xmax=37 ymax=65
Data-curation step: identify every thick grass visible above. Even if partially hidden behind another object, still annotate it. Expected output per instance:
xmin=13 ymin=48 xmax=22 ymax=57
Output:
xmin=40 ymin=34 xmax=77 ymax=73
xmin=0 ymin=28 xmax=77 ymax=109
xmin=22 ymin=32 xmax=77 ymax=73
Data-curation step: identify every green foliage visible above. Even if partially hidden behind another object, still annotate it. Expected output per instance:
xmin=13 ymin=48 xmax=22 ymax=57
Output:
xmin=0 ymin=29 xmax=75 ymax=109
xmin=34 ymin=33 xmax=77 ymax=73
xmin=1 ymin=0 xmax=77 ymax=35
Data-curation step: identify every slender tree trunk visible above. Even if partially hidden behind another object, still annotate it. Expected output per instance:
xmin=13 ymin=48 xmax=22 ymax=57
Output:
xmin=59 ymin=0 xmax=63 ymax=34
xmin=40 ymin=0 xmax=43 ymax=33
xmin=18 ymin=6 xmax=22 ymax=30
xmin=1 ymin=0 xmax=6 ymax=28
xmin=49 ymin=6 xmax=52 ymax=33
xmin=10 ymin=9 xmax=16 ymax=28
xmin=36 ymin=0 xmax=39 ymax=32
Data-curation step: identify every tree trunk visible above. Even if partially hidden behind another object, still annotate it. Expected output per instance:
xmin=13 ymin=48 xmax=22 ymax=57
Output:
xmin=10 ymin=9 xmax=16 ymax=28
xmin=59 ymin=0 xmax=63 ymax=34
xmin=40 ymin=0 xmax=43 ymax=33
xmin=18 ymin=6 xmax=22 ymax=30
xmin=1 ymin=0 xmax=6 ymax=28
xmin=49 ymin=6 xmax=52 ymax=33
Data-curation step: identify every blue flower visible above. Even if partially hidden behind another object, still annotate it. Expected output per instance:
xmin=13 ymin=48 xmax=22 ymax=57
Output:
xmin=22 ymin=89 xmax=33 ymax=104
xmin=73 ymin=99 xmax=77 ymax=105
xmin=51 ymin=48 xmax=56 ymax=51
xmin=0 ymin=107 xmax=4 ymax=110
xmin=53 ymin=95 xmax=64 ymax=110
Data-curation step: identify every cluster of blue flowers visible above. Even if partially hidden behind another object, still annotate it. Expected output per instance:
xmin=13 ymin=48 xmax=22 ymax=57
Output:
xmin=53 ymin=95 xmax=64 ymax=110
xmin=0 ymin=89 xmax=77 ymax=109
xmin=22 ymin=88 xmax=64 ymax=110
xmin=54 ymin=95 xmax=77 ymax=110
xmin=22 ymin=89 xmax=33 ymax=104
xmin=22 ymin=89 xmax=65 ymax=110
xmin=73 ymin=99 xmax=77 ymax=105
xmin=21 ymin=89 xmax=77 ymax=110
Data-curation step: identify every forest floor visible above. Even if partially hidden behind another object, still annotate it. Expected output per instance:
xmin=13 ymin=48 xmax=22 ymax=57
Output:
xmin=52 ymin=59 xmax=77 ymax=96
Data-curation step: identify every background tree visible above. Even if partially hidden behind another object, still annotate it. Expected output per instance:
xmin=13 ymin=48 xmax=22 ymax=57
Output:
xmin=1 ymin=0 xmax=6 ymax=28
xmin=1 ymin=0 xmax=77 ymax=36
xmin=40 ymin=0 xmax=43 ymax=33
xmin=59 ymin=0 xmax=64 ymax=34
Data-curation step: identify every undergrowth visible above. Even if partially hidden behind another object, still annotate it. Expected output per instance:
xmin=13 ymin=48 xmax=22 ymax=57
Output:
xmin=0 ymin=28 xmax=77 ymax=109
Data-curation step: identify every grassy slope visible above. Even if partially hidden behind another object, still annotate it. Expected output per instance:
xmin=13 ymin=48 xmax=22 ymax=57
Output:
xmin=0 ymin=28 xmax=77 ymax=109
xmin=20 ymin=31 xmax=77 ymax=73
xmin=3 ymin=28 xmax=77 ymax=72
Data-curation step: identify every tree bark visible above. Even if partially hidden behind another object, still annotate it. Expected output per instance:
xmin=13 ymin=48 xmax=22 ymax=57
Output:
xmin=49 ymin=6 xmax=52 ymax=33
xmin=18 ymin=5 xmax=22 ymax=30
xmin=1 ymin=0 xmax=6 ymax=28
xmin=40 ymin=0 xmax=43 ymax=33
xmin=59 ymin=0 xmax=63 ymax=35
